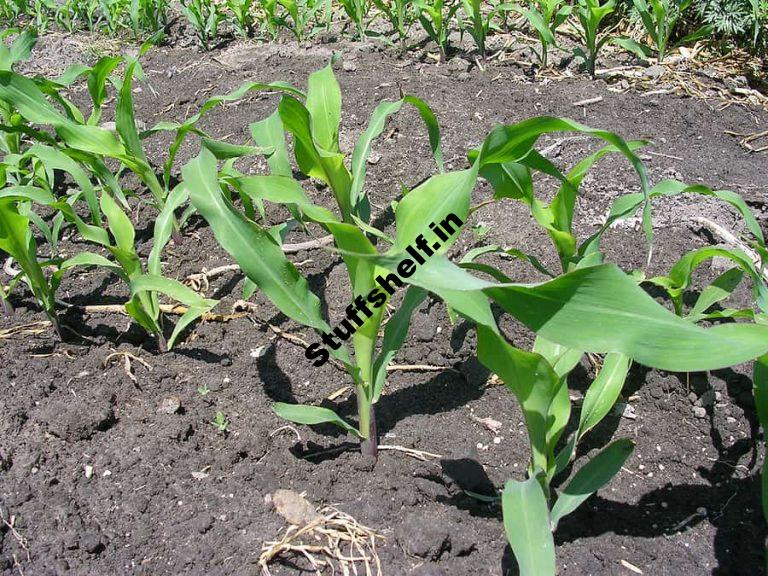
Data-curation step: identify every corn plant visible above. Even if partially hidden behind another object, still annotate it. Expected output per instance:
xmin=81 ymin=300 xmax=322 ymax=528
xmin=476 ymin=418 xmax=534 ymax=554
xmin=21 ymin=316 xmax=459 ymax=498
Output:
xmin=510 ymin=0 xmax=572 ymax=68
xmin=129 ymin=0 xmax=171 ymax=38
xmin=226 ymin=0 xmax=257 ymax=37
xmin=573 ymin=0 xmax=617 ymax=77
xmin=99 ymin=0 xmax=131 ymax=35
xmin=372 ymin=0 xmax=413 ymax=52
xmin=339 ymin=0 xmax=371 ymax=39
xmin=459 ymin=0 xmax=504 ymax=58
xmin=629 ymin=0 xmax=714 ymax=61
xmin=0 ymin=195 xmax=62 ymax=335
xmin=0 ymin=0 xmax=26 ymax=23
xmin=351 ymin=117 xmax=768 ymax=573
xmin=185 ymin=62 xmax=444 ymax=458
xmin=181 ymin=0 xmax=223 ymax=50
xmin=414 ymin=0 xmax=462 ymax=61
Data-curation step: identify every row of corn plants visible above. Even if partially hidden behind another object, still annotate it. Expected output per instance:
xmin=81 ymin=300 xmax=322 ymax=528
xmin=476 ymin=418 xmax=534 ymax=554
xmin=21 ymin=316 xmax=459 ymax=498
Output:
xmin=1 ymin=34 xmax=768 ymax=573
xmin=4 ymin=0 xmax=766 ymax=65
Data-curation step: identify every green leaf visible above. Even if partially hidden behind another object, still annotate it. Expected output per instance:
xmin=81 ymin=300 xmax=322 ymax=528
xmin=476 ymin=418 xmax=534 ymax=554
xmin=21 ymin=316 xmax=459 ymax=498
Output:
xmin=754 ymin=354 xmax=768 ymax=523
xmin=184 ymin=148 xmax=329 ymax=332
xmin=550 ymin=438 xmax=634 ymax=527
xmin=393 ymin=167 xmax=478 ymax=252
xmin=279 ymin=95 xmax=353 ymax=220
xmin=149 ymin=184 xmax=189 ymax=276
xmin=483 ymin=264 xmax=768 ymax=372
xmin=250 ymin=109 xmax=292 ymax=177
xmin=305 ymin=62 xmax=342 ymax=153
xmin=687 ymin=268 xmax=744 ymax=322
xmin=202 ymin=137 xmax=272 ymax=159
xmin=501 ymin=476 xmax=556 ymax=576
xmin=0 ymin=198 xmax=57 ymax=327
xmin=366 ymin=255 xmax=768 ymax=371
xmin=130 ymin=274 xmax=217 ymax=349
xmin=371 ymin=286 xmax=428 ymax=401
xmin=0 ymin=70 xmax=125 ymax=156
xmin=478 ymin=326 xmax=565 ymax=473
xmin=272 ymin=402 xmax=362 ymax=437
xmin=578 ymin=353 xmax=630 ymax=438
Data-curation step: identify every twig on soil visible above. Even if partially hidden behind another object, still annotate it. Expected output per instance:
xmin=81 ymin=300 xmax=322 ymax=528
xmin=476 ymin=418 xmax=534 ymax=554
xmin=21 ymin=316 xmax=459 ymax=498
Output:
xmin=57 ymin=301 xmax=248 ymax=323
xmin=386 ymin=363 xmax=450 ymax=372
xmin=725 ymin=129 xmax=768 ymax=153
xmin=645 ymin=150 xmax=683 ymax=161
xmin=0 ymin=508 xmax=31 ymax=565
xmin=619 ymin=559 xmax=644 ymax=574
xmin=0 ymin=321 xmax=51 ymax=340
xmin=185 ymin=257 xmax=315 ymax=293
xmin=572 ymin=96 xmax=603 ymax=107
xmin=378 ymin=445 xmax=443 ymax=460
xmin=327 ymin=386 xmax=352 ymax=401
xmin=259 ymin=506 xmax=383 ymax=576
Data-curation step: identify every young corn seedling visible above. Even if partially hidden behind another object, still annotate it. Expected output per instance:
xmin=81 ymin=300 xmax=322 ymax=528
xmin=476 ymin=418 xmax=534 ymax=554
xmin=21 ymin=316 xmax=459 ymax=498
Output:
xmin=627 ymin=0 xmax=713 ymax=62
xmin=273 ymin=0 xmax=326 ymax=42
xmin=0 ymin=196 xmax=62 ymax=335
xmin=0 ymin=0 xmax=25 ymax=24
xmin=631 ymin=181 xmax=768 ymax=319
xmin=99 ymin=0 xmax=131 ymax=36
xmin=226 ymin=0 xmax=257 ymax=37
xmin=129 ymin=0 xmax=171 ymax=38
xmin=459 ymin=0 xmax=502 ymax=59
xmin=510 ymin=0 xmax=572 ymax=68
xmin=357 ymin=116 xmax=768 ymax=572
xmin=372 ymin=0 xmax=413 ymax=52
xmin=180 ymin=0 xmax=223 ymax=50
xmin=573 ymin=0 xmax=617 ymax=78
xmin=339 ymin=0 xmax=371 ymax=39
xmin=185 ymin=61 xmax=444 ymax=458
xmin=414 ymin=0 xmax=462 ymax=61
xmin=478 ymin=329 xmax=634 ymax=576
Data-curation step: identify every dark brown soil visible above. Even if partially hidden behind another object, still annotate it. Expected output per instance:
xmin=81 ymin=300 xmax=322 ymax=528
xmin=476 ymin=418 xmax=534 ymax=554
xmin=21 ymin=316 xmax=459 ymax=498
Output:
xmin=2 ymin=33 xmax=768 ymax=576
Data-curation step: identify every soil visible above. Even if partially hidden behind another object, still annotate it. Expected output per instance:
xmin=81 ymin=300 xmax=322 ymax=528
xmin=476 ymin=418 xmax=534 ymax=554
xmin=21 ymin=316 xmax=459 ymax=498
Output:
xmin=2 ymin=30 xmax=768 ymax=576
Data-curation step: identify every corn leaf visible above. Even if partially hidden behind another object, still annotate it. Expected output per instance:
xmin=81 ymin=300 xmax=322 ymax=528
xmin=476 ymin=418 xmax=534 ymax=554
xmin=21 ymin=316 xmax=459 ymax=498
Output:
xmin=272 ymin=403 xmax=362 ymax=437
xmin=549 ymin=438 xmax=634 ymax=527
xmin=501 ymin=476 xmax=556 ymax=576
xmin=184 ymin=148 xmax=330 ymax=332
xmin=130 ymin=274 xmax=217 ymax=349
xmin=577 ymin=353 xmax=630 ymax=438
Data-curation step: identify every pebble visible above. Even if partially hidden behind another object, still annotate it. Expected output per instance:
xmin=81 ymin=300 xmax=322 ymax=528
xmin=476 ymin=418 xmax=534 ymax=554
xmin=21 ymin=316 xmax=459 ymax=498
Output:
xmin=693 ymin=406 xmax=707 ymax=418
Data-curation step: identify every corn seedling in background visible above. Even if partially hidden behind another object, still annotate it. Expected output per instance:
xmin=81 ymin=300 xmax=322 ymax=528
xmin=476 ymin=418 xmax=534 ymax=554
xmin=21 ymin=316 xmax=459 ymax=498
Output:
xmin=181 ymin=0 xmax=223 ymax=50
xmin=627 ymin=0 xmax=713 ymax=61
xmin=459 ymin=0 xmax=504 ymax=59
xmin=510 ymin=0 xmax=572 ymax=68
xmin=414 ymin=0 xmax=462 ymax=61
xmin=185 ymin=61 xmax=444 ymax=458
xmin=129 ymin=0 xmax=171 ymax=38
xmin=372 ymin=0 xmax=414 ymax=52
xmin=573 ymin=0 xmax=617 ymax=77
xmin=339 ymin=0 xmax=371 ymax=39
xmin=226 ymin=0 xmax=257 ymax=37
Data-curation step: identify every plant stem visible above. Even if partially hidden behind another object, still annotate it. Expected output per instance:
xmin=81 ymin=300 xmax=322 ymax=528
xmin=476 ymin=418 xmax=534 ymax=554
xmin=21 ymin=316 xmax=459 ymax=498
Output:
xmin=157 ymin=331 xmax=168 ymax=353
xmin=0 ymin=291 xmax=13 ymax=316
xmin=358 ymin=394 xmax=378 ymax=459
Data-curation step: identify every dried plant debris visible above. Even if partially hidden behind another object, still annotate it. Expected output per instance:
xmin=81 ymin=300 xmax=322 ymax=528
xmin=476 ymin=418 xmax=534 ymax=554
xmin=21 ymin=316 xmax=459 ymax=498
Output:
xmin=260 ymin=490 xmax=383 ymax=576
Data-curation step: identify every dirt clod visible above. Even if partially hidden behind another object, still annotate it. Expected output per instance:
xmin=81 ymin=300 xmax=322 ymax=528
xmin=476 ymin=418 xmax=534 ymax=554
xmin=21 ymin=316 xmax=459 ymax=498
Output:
xmin=270 ymin=489 xmax=322 ymax=526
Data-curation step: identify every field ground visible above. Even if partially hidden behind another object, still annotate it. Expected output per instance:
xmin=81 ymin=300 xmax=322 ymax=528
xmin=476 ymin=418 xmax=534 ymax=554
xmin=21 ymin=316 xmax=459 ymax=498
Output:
xmin=1 ymin=32 xmax=768 ymax=575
